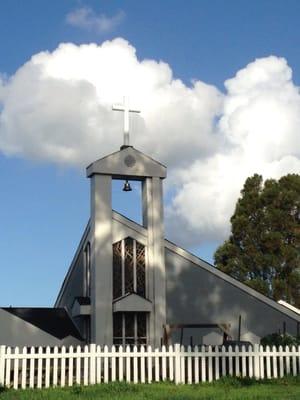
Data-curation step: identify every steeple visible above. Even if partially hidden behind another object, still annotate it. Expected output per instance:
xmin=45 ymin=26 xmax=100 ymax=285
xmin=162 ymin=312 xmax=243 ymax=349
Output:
xmin=86 ymin=101 xmax=167 ymax=347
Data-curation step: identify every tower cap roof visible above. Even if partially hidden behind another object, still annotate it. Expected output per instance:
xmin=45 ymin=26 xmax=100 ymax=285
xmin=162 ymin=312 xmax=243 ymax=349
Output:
xmin=86 ymin=146 xmax=167 ymax=179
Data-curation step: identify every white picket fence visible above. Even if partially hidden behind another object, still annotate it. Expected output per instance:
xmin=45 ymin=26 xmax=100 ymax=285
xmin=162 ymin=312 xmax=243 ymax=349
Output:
xmin=0 ymin=344 xmax=299 ymax=389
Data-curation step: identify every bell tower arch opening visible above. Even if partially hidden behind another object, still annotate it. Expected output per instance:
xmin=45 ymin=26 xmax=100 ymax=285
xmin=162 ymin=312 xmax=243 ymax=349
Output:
xmin=112 ymin=179 xmax=143 ymax=225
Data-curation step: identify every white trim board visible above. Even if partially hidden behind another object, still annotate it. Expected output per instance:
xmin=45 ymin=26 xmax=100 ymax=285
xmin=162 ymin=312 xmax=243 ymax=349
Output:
xmin=278 ymin=300 xmax=300 ymax=315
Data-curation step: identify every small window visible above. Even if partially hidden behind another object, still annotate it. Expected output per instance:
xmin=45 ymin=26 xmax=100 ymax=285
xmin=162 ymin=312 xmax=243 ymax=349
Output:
xmin=113 ymin=312 xmax=147 ymax=347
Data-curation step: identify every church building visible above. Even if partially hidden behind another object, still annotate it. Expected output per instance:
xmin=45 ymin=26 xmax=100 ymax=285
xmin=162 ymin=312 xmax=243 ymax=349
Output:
xmin=0 ymin=99 xmax=299 ymax=348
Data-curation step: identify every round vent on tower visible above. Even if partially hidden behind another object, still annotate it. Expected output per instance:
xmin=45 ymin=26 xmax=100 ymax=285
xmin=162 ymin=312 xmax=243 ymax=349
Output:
xmin=124 ymin=155 xmax=136 ymax=167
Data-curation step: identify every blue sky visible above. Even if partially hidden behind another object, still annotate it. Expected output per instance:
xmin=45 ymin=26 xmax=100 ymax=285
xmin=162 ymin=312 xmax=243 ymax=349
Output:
xmin=1 ymin=0 xmax=300 ymax=306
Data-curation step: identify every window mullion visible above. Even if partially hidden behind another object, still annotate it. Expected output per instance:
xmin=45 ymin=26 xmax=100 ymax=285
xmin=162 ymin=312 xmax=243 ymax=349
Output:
xmin=133 ymin=240 xmax=137 ymax=292
xmin=121 ymin=240 xmax=125 ymax=296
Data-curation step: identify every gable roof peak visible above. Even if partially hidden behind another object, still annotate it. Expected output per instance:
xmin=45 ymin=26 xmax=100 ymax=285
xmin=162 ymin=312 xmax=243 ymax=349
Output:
xmin=86 ymin=146 xmax=167 ymax=179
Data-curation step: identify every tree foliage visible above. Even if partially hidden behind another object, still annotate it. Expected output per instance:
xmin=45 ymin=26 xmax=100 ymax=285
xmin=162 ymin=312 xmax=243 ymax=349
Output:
xmin=260 ymin=333 xmax=300 ymax=347
xmin=214 ymin=174 xmax=300 ymax=308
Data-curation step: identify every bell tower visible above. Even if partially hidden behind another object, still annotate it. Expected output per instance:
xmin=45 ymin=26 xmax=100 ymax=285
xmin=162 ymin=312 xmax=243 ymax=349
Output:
xmin=87 ymin=145 xmax=167 ymax=347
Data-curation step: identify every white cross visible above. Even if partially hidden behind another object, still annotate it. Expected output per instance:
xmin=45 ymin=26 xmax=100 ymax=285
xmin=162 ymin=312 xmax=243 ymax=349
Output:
xmin=112 ymin=97 xmax=141 ymax=147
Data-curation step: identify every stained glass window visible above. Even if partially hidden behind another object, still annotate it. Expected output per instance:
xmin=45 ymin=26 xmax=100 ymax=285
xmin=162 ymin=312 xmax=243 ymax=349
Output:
xmin=113 ymin=241 xmax=122 ymax=299
xmin=136 ymin=242 xmax=146 ymax=297
xmin=112 ymin=237 xmax=146 ymax=300
xmin=124 ymin=238 xmax=134 ymax=294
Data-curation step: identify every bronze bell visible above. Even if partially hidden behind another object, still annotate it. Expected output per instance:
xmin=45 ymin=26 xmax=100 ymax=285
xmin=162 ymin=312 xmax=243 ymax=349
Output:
xmin=122 ymin=180 xmax=132 ymax=192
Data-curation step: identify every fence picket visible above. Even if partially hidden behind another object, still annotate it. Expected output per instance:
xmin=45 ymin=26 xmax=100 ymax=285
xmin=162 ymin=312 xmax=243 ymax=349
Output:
xmin=169 ymin=345 xmax=174 ymax=382
xmin=68 ymin=346 xmax=74 ymax=387
xmin=53 ymin=346 xmax=58 ymax=387
xmin=174 ymin=344 xmax=180 ymax=384
xmin=5 ymin=347 xmax=11 ymax=387
xmin=201 ymin=345 xmax=206 ymax=382
xmin=272 ymin=345 xmax=277 ymax=378
xmin=180 ymin=345 xmax=185 ymax=384
xmin=254 ymin=344 xmax=260 ymax=379
xmin=187 ymin=345 xmax=192 ymax=384
xmin=147 ymin=345 xmax=152 ymax=383
xmin=228 ymin=346 xmax=233 ymax=376
xmin=37 ymin=347 xmax=43 ymax=389
xmin=265 ymin=346 xmax=271 ymax=379
xmin=285 ymin=345 xmax=290 ymax=375
xmin=60 ymin=346 xmax=66 ymax=387
xmin=241 ymin=345 xmax=246 ymax=377
xmin=45 ymin=347 xmax=50 ymax=388
xmin=89 ymin=344 xmax=96 ymax=385
xmin=83 ymin=345 xmax=89 ymax=386
xmin=259 ymin=345 xmax=264 ymax=379
xmin=155 ymin=348 xmax=160 ymax=382
xmin=103 ymin=345 xmax=109 ymax=383
xmin=0 ymin=346 xmax=6 ymax=387
xmin=76 ymin=346 xmax=81 ymax=385
xmin=208 ymin=345 xmax=213 ymax=382
xmin=194 ymin=345 xmax=199 ymax=383
xmin=291 ymin=346 xmax=297 ymax=376
xmin=118 ymin=346 xmax=123 ymax=382
xmin=29 ymin=347 xmax=35 ymax=389
xmin=140 ymin=346 xmax=145 ymax=383
xmin=111 ymin=345 xmax=116 ymax=382
xmin=279 ymin=345 xmax=284 ymax=378
xmin=96 ymin=345 xmax=102 ymax=384
xmin=126 ymin=346 xmax=131 ymax=383
xmin=13 ymin=347 xmax=19 ymax=389
xmin=221 ymin=345 xmax=226 ymax=377
xmin=248 ymin=346 xmax=253 ymax=378
xmin=21 ymin=347 xmax=27 ymax=389
xmin=133 ymin=345 xmax=138 ymax=384
xmin=215 ymin=346 xmax=220 ymax=380
xmin=234 ymin=345 xmax=240 ymax=376
xmin=162 ymin=345 xmax=166 ymax=381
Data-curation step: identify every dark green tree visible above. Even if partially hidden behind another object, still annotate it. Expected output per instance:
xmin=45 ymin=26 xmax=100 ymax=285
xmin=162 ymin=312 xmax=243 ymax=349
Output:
xmin=214 ymin=174 xmax=300 ymax=308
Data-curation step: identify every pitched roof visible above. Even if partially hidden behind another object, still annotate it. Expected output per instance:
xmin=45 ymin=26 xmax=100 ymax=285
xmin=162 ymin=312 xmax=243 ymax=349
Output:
xmin=86 ymin=146 xmax=167 ymax=179
xmin=2 ymin=307 xmax=83 ymax=340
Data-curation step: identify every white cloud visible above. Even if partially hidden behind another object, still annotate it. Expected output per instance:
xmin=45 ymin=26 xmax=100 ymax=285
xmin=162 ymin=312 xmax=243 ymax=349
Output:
xmin=0 ymin=41 xmax=299 ymax=248
xmin=66 ymin=7 xmax=125 ymax=33
xmin=168 ymin=56 xmax=300 ymax=245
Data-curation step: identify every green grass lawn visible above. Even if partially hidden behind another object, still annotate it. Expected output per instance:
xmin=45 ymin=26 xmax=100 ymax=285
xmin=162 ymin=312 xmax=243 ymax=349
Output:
xmin=0 ymin=376 xmax=299 ymax=400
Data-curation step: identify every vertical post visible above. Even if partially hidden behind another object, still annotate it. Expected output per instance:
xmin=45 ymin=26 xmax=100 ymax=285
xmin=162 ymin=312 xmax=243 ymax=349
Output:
xmin=253 ymin=343 xmax=260 ymax=379
xmin=0 ymin=345 xmax=6 ymax=387
xmin=142 ymin=177 xmax=166 ymax=348
xmin=174 ymin=343 xmax=181 ymax=384
xmin=90 ymin=174 xmax=113 ymax=345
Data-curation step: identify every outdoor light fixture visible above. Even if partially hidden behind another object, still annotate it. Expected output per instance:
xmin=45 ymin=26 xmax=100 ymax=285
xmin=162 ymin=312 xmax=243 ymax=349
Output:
xmin=122 ymin=180 xmax=132 ymax=192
